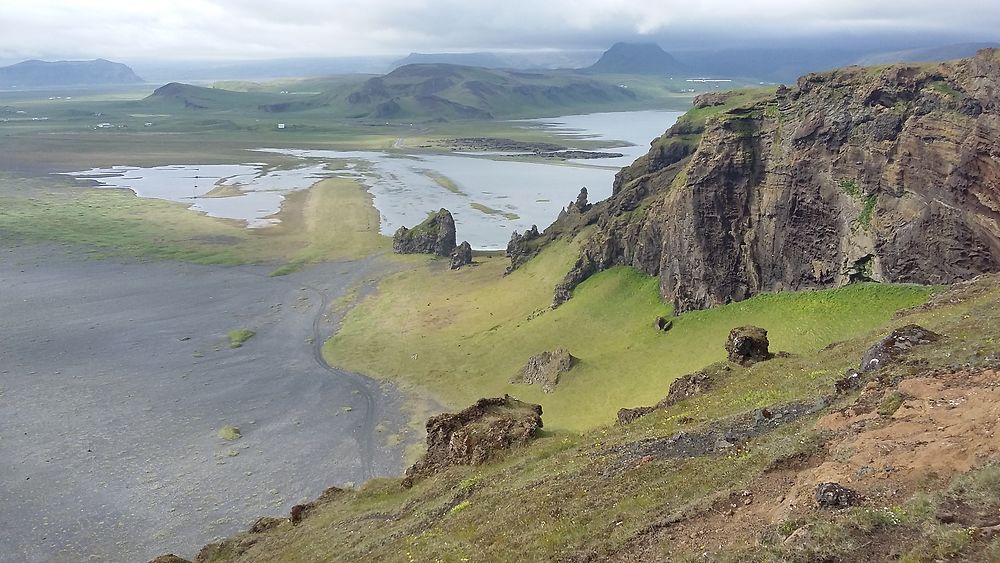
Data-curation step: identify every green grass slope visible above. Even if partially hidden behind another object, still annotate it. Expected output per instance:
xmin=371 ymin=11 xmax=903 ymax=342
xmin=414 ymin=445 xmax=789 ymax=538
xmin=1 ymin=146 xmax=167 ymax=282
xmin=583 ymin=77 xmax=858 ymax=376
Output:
xmin=326 ymin=236 xmax=933 ymax=432
xmin=197 ymin=274 xmax=1000 ymax=563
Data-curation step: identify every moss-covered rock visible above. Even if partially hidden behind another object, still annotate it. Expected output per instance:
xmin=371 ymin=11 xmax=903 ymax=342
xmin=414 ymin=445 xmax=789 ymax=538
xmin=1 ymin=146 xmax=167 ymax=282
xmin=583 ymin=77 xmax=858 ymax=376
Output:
xmin=392 ymin=208 xmax=457 ymax=257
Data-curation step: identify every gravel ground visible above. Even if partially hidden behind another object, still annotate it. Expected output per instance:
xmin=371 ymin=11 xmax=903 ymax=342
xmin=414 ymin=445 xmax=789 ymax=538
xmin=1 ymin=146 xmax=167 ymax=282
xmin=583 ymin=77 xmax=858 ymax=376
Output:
xmin=0 ymin=245 xmax=414 ymax=562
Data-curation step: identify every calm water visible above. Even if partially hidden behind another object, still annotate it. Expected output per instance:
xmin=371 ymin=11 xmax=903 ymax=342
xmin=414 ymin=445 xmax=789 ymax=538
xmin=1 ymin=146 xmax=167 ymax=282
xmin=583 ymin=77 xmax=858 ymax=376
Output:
xmin=63 ymin=163 xmax=339 ymax=228
xmin=519 ymin=110 xmax=685 ymax=168
xmin=63 ymin=110 xmax=682 ymax=249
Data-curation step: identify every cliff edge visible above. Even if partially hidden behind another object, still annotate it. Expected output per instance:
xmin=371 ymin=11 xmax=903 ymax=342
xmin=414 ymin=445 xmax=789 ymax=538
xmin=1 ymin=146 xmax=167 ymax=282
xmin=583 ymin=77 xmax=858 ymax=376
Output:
xmin=534 ymin=49 xmax=1000 ymax=313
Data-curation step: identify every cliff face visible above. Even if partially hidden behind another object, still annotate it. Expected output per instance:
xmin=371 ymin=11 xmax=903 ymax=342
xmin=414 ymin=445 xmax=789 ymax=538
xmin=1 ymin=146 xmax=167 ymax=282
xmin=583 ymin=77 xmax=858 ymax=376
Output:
xmin=553 ymin=49 xmax=1000 ymax=313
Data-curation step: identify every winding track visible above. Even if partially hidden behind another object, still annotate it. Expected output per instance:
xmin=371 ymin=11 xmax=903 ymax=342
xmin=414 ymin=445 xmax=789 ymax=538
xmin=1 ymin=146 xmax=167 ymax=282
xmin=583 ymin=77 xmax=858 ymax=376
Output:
xmin=231 ymin=262 xmax=383 ymax=481
xmin=305 ymin=283 xmax=378 ymax=480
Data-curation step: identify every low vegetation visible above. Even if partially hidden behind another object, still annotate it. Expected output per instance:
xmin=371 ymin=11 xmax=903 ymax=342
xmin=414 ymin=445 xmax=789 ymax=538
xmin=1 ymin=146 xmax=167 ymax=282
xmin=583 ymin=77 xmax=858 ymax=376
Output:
xmin=227 ymin=329 xmax=256 ymax=348
xmin=327 ymin=234 xmax=934 ymax=432
xmin=217 ymin=426 xmax=242 ymax=441
xmin=200 ymin=274 xmax=1000 ymax=562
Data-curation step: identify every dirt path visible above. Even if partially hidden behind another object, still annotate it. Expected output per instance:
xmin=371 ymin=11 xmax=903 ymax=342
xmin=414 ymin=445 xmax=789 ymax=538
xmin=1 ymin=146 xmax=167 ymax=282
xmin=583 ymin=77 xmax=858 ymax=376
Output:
xmin=303 ymin=282 xmax=377 ymax=480
xmin=0 ymin=245 xmax=414 ymax=562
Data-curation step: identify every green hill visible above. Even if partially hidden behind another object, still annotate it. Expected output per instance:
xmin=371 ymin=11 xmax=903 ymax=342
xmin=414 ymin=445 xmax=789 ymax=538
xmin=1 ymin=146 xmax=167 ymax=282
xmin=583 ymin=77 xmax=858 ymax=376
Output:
xmin=258 ymin=63 xmax=646 ymax=119
xmin=145 ymin=82 xmax=288 ymax=110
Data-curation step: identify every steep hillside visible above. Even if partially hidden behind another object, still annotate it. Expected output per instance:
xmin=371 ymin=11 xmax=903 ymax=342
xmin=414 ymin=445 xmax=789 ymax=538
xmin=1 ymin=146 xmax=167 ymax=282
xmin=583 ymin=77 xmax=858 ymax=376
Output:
xmin=587 ymin=42 xmax=688 ymax=75
xmin=535 ymin=49 xmax=1000 ymax=314
xmin=172 ymin=272 xmax=1000 ymax=562
xmin=0 ymin=58 xmax=142 ymax=88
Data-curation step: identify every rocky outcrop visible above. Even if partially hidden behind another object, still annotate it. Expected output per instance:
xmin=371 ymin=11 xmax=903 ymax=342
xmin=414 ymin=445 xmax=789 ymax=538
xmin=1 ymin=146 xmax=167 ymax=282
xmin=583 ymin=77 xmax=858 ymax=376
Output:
xmin=814 ymin=482 xmax=861 ymax=509
xmin=859 ymin=324 xmax=940 ymax=373
xmin=692 ymin=91 xmax=732 ymax=108
xmin=511 ymin=349 xmax=576 ymax=393
xmin=574 ymin=187 xmax=591 ymax=213
xmin=402 ymin=396 xmax=543 ymax=487
xmin=392 ymin=208 xmax=457 ymax=256
xmin=726 ymin=326 xmax=772 ymax=366
xmin=618 ymin=365 xmax=727 ymax=425
xmin=505 ymin=224 xmax=540 ymax=273
xmin=542 ymin=50 xmax=1000 ymax=313
xmin=451 ymin=241 xmax=472 ymax=269
xmin=289 ymin=486 xmax=344 ymax=525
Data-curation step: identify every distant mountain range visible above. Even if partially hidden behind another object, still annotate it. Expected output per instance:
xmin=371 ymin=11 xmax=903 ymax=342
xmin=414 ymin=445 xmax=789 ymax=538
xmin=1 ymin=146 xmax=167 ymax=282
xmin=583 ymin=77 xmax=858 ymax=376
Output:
xmin=148 ymin=63 xmax=655 ymax=121
xmin=0 ymin=59 xmax=142 ymax=88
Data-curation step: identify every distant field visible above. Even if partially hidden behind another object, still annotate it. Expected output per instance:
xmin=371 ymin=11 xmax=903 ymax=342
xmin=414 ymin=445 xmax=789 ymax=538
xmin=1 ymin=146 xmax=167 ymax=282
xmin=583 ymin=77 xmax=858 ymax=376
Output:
xmin=0 ymin=174 xmax=387 ymax=265
xmin=325 ymin=236 xmax=935 ymax=432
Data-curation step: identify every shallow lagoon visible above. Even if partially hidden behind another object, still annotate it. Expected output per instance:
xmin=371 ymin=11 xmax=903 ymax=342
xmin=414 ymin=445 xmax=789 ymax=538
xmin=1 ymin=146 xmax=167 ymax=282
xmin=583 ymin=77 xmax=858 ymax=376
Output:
xmin=64 ymin=163 xmax=339 ymax=228
xmin=64 ymin=110 xmax=682 ymax=249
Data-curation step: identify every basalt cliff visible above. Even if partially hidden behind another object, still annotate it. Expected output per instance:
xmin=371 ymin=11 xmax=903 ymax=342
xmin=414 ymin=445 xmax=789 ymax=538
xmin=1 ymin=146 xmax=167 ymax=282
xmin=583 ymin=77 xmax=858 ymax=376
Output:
xmin=525 ymin=49 xmax=1000 ymax=313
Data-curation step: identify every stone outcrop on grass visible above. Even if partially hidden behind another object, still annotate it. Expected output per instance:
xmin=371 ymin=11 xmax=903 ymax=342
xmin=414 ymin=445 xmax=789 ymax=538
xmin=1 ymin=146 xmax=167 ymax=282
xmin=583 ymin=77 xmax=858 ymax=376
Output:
xmin=450 ymin=241 xmax=472 ymax=270
xmin=618 ymin=365 xmax=726 ymax=425
xmin=392 ymin=208 xmax=457 ymax=256
xmin=726 ymin=326 xmax=772 ymax=366
xmin=511 ymin=349 xmax=576 ymax=393
xmin=402 ymin=396 xmax=543 ymax=488
xmin=859 ymin=324 xmax=940 ymax=373
xmin=505 ymin=224 xmax=540 ymax=273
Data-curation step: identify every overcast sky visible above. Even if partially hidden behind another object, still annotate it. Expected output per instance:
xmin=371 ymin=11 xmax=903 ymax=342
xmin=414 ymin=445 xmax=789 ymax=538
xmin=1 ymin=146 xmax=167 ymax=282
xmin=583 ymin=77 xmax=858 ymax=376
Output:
xmin=1 ymin=0 xmax=998 ymax=62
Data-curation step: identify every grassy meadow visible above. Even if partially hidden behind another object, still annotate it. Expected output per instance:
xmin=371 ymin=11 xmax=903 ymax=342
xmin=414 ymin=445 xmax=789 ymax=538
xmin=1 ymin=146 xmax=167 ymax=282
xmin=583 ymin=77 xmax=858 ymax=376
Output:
xmin=326 ymin=235 xmax=935 ymax=432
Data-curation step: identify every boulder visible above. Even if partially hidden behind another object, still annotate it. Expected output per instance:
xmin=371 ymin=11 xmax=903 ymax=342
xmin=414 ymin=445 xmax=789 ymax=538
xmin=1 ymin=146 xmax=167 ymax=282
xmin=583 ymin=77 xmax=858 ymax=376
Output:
xmin=814 ymin=482 xmax=861 ymax=509
xmin=512 ymin=349 xmax=576 ymax=393
xmin=402 ymin=395 xmax=542 ymax=487
xmin=726 ymin=326 xmax=772 ymax=366
xmin=451 ymin=240 xmax=473 ymax=270
xmin=654 ymin=316 xmax=673 ymax=332
xmin=392 ymin=208 xmax=457 ymax=256
xmin=860 ymin=324 xmax=940 ymax=373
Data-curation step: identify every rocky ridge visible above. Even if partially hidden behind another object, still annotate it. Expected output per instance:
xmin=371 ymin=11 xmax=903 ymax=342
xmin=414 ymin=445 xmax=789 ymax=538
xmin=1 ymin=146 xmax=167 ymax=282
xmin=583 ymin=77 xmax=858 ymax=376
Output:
xmin=521 ymin=49 xmax=1000 ymax=313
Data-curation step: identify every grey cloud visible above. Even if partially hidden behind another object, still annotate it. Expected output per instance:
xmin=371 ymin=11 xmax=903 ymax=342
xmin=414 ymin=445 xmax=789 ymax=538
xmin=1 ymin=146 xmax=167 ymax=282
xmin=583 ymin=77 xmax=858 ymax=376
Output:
xmin=0 ymin=0 xmax=997 ymax=62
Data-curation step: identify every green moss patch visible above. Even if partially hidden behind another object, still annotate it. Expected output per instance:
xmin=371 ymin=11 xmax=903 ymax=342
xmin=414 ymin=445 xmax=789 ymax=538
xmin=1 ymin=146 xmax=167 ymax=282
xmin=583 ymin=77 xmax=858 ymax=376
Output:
xmin=228 ymin=329 xmax=256 ymax=348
